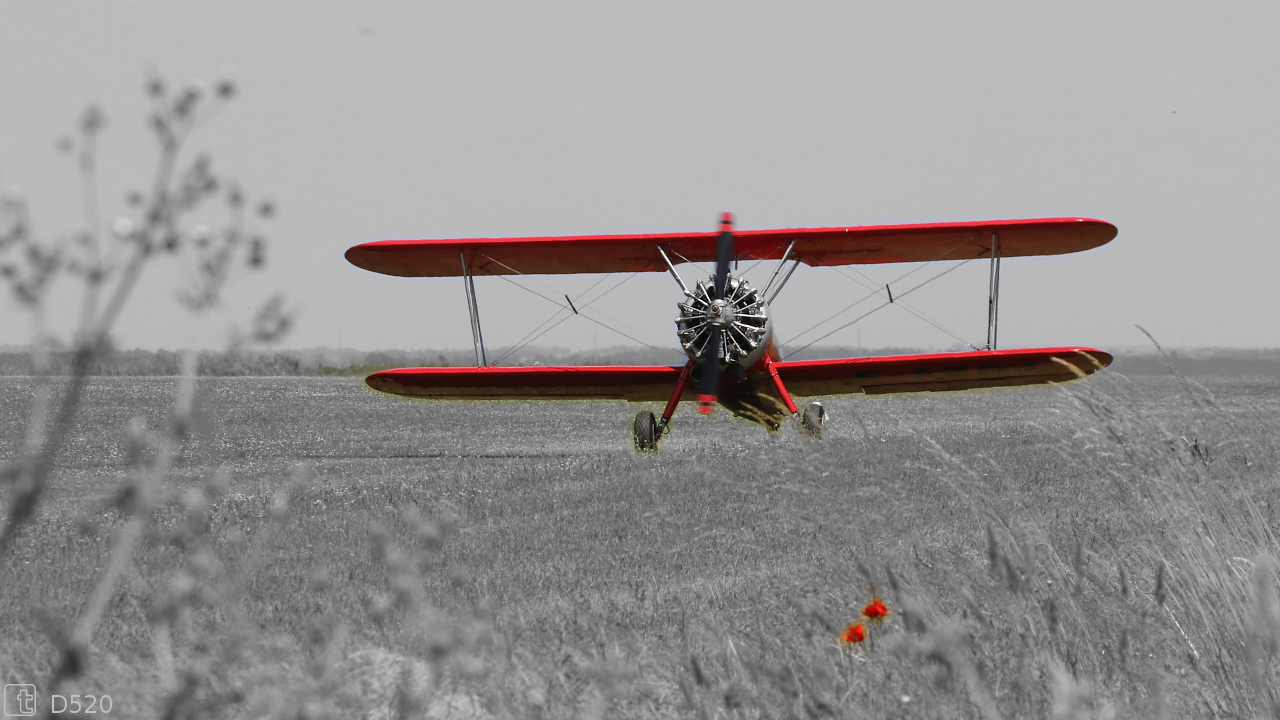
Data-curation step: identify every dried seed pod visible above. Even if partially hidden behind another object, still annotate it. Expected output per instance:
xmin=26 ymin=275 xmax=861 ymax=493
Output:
xmin=146 ymin=74 xmax=166 ymax=98
xmin=215 ymin=78 xmax=236 ymax=100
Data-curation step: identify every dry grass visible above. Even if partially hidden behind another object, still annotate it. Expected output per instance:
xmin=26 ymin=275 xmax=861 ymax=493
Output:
xmin=2 ymin=370 xmax=1279 ymax=718
xmin=5 ymin=70 xmax=1280 ymax=720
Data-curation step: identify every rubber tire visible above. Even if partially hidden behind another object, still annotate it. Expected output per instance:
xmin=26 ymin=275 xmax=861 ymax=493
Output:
xmin=800 ymin=402 xmax=825 ymax=440
xmin=633 ymin=410 xmax=659 ymax=452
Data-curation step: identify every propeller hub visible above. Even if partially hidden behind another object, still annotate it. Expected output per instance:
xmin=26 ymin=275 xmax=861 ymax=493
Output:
xmin=707 ymin=298 xmax=733 ymax=326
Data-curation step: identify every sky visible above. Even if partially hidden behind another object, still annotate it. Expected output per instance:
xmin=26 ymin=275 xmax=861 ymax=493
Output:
xmin=2 ymin=1 xmax=1278 ymax=356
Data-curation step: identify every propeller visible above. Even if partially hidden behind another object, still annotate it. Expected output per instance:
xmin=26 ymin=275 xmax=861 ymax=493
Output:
xmin=697 ymin=212 xmax=735 ymax=415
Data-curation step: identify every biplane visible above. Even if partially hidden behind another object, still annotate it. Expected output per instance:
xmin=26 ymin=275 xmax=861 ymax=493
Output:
xmin=345 ymin=214 xmax=1116 ymax=451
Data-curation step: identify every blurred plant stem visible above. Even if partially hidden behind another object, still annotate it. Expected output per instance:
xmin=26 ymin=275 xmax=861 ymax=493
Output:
xmin=0 ymin=73 xmax=289 ymax=712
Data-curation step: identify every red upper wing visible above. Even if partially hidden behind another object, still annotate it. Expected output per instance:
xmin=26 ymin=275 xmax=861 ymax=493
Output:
xmin=775 ymin=347 xmax=1113 ymax=396
xmin=346 ymin=217 xmax=1116 ymax=278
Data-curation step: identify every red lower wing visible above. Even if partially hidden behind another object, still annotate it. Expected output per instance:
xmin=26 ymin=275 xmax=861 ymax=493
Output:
xmin=365 ymin=347 xmax=1109 ymax=403
xmin=365 ymin=365 xmax=682 ymax=402
xmin=775 ymin=347 xmax=1112 ymax=396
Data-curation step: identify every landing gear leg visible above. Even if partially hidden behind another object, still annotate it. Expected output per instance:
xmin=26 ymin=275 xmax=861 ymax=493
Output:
xmin=762 ymin=355 xmax=799 ymax=415
xmin=655 ymin=361 xmax=695 ymax=435
xmin=635 ymin=361 xmax=695 ymax=453
xmin=762 ymin=356 xmax=822 ymax=439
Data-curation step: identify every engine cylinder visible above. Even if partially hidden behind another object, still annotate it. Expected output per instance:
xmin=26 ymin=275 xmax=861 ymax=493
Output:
xmin=676 ymin=276 xmax=772 ymax=369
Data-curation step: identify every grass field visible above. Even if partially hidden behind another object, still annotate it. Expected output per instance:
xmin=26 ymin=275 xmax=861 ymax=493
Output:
xmin=2 ymin=371 xmax=1280 ymax=718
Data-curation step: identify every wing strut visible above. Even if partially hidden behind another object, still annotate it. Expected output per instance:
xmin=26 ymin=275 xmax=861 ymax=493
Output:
xmin=460 ymin=251 xmax=488 ymax=367
xmin=761 ymin=240 xmax=796 ymax=299
xmin=986 ymin=233 xmax=1001 ymax=351
xmin=657 ymin=246 xmax=694 ymax=298
xmin=766 ymin=256 xmax=802 ymax=304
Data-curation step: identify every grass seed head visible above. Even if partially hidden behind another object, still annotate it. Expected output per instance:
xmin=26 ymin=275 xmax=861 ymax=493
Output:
xmin=1044 ymin=597 xmax=1059 ymax=634
xmin=688 ymin=654 xmax=707 ymax=686
xmin=1072 ymin=540 xmax=1085 ymax=585
xmin=885 ymin=564 xmax=901 ymax=598
xmin=986 ymin=522 xmax=1004 ymax=579
xmin=1003 ymin=555 xmax=1023 ymax=595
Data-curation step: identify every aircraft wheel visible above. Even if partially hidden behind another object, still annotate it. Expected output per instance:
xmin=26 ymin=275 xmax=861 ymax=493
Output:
xmin=800 ymin=402 xmax=825 ymax=440
xmin=633 ymin=410 xmax=659 ymax=452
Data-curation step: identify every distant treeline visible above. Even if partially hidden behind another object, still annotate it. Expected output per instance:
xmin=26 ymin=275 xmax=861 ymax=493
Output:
xmin=2 ymin=346 xmax=1279 ymax=377
xmin=1108 ymin=349 xmax=1280 ymax=377
xmin=0 ymin=346 xmax=686 ymax=377
xmin=0 ymin=349 xmax=311 ymax=377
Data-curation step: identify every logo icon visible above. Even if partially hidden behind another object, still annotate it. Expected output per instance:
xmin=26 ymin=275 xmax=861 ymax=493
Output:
xmin=3 ymin=685 xmax=36 ymax=717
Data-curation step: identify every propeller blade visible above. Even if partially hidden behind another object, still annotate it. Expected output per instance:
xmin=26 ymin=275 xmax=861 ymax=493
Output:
xmin=699 ymin=212 xmax=735 ymax=415
xmin=713 ymin=212 xmax=734 ymax=299
xmin=697 ymin=328 xmax=721 ymax=415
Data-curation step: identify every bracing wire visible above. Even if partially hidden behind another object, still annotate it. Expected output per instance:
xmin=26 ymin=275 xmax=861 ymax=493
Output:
xmin=486 ymin=307 xmax=573 ymax=367
xmin=786 ymin=301 xmax=892 ymax=358
xmin=828 ymin=265 xmax=979 ymax=350
xmin=488 ymin=242 xmax=790 ymax=366
xmin=781 ymin=284 xmax=883 ymax=346
xmin=484 ymin=273 xmax=650 ymax=365
xmin=475 ymin=252 xmax=653 ymax=336
xmin=781 ymin=237 xmax=981 ymax=346
xmin=478 ymin=251 xmax=643 ymax=306
xmin=784 ymin=257 xmax=978 ymax=357
xmin=890 ymin=299 xmax=980 ymax=350
xmin=501 ymin=283 xmax=660 ymax=358
xmin=482 ymin=268 xmax=664 ymax=365
xmin=497 ymin=272 xmax=649 ymax=362
xmin=487 ymin=311 xmax=577 ymax=367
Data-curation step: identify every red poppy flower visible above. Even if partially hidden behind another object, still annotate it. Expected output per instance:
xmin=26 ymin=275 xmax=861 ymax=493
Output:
xmin=841 ymin=622 xmax=866 ymax=644
xmin=862 ymin=598 xmax=889 ymax=621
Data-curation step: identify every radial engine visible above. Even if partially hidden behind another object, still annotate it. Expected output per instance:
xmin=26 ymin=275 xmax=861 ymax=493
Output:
xmin=676 ymin=275 xmax=772 ymax=372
